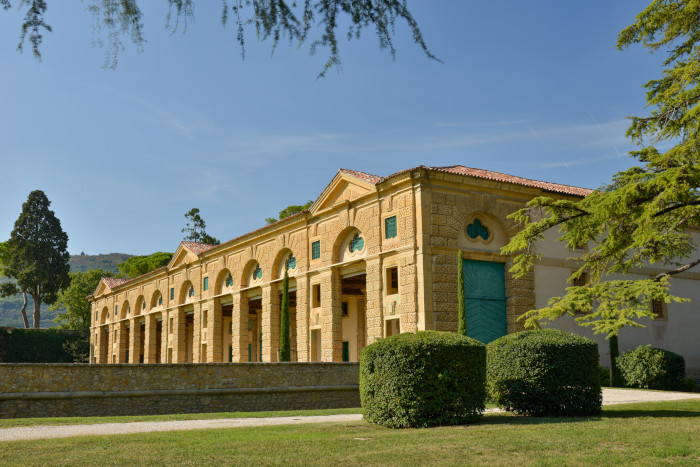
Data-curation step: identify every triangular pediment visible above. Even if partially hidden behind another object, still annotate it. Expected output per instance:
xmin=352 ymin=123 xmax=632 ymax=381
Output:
xmin=168 ymin=245 xmax=200 ymax=269
xmin=311 ymin=173 xmax=376 ymax=213
xmin=94 ymin=281 xmax=110 ymax=297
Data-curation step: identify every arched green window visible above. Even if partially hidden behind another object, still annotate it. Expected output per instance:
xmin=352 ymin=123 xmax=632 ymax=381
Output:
xmin=188 ymin=286 xmax=195 ymax=298
xmin=225 ymin=274 xmax=234 ymax=287
xmin=285 ymin=254 xmax=297 ymax=270
xmin=349 ymin=233 xmax=365 ymax=253
xmin=467 ymin=218 xmax=490 ymax=241
xmin=253 ymin=265 xmax=263 ymax=280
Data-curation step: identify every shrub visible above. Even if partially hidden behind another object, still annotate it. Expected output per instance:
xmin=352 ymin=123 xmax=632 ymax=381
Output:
xmin=598 ymin=366 xmax=611 ymax=387
xmin=0 ymin=327 xmax=86 ymax=363
xmin=616 ymin=345 xmax=686 ymax=391
xmin=360 ymin=331 xmax=486 ymax=428
xmin=487 ymin=329 xmax=601 ymax=416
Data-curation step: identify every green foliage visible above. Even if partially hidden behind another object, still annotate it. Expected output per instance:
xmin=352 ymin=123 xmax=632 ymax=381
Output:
xmin=360 ymin=331 xmax=486 ymax=428
xmin=608 ymin=335 xmax=623 ymax=387
xmin=69 ymin=253 xmax=132 ymax=274
xmin=182 ymin=208 xmax=219 ymax=245
xmin=279 ymin=268 xmax=290 ymax=361
xmin=457 ymin=250 xmax=466 ymax=336
xmin=616 ymin=345 xmax=686 ymax=391
xmin=4 ymin=190 xmax=70 ymax=328
xmin=4 ymin=1 xmax=437 ymax=75
xmin=265 ymin=201 xmax=313 ymax=225
xmin=52 ymin=270 xmax=112 ymax=331
xmin=598 ymin=366 xmax=610 ymax=387
xmin=486 ymin=329 xmax=601 ymax=416
xmin=118 ymin=252 xmax=173 ymax=279
xmin=501 ymin=1 xmax=700 ymax=339
xmin=0 ymin=327 xmax=85 ymax=363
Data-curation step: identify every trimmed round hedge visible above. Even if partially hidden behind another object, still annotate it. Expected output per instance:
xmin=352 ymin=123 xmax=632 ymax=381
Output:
xmin=616 ymin=345 xmax=686 ymax=391
xmin=487 ymin=329 xmax=601 ymax=416
xmin=360 ymin=331 xmax=486 ymax=428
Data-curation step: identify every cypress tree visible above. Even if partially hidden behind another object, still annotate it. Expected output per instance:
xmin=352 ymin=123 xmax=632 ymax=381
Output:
xmin=279 ymin=266 xmax=291 ymax=361
xmin=457 ymin=250 xmax=466 ymax=336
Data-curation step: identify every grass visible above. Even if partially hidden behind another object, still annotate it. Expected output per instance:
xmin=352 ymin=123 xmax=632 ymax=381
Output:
xmin=1 ymin=400 xmax=699 ymax=466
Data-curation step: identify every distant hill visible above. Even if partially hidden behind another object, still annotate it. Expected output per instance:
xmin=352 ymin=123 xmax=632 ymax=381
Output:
xmin=0 ymin=253 xmax=133 ymax=328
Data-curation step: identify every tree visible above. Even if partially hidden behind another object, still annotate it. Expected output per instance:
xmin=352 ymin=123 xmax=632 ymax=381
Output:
xmin=457 ymin=250 xmax=466 ymax=336
xmin=4 ymin=190 xmax=71 ymax=328
xmin=0 ymin=241 xmax=30 ymax=328
xmin=265 ymin=200 xmax=313 ymax=224
xmin=51 ymin=269 xmax=111 ymax=362
xmin=501 ymin=0 xmax=700 ymax=379
xmin=279 ymin=266 xmax=291 ymax=361
xmin=3 ymin=1 xmax=437 ymax=76
xmin=117 ymin=252 xmax=174 ymax=278
xmin=182 ymin=208 xmax=220 ymax=245
xmin=52 ymin=269 xmax=110 ymax=330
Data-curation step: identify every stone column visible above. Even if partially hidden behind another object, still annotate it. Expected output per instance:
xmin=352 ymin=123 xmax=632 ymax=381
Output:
xmin=144 ymin=314 xmax=157 ymax=363
xmin=261 ymin=283 xmax=280 ymax=362
xmin=321 ymin=268 xmax=342 ymax=361
xmin=399 ymin=254 xmax=418 ymax=333
xmin=129 ymin=317 xmax=141 ymax=364
xmin=172 ymin=307 xmax=187 ymax=363
xmin=192 ymin=303 xmax=202 ymax=363
xmin=161 ymin=311 xmax=170 ymax=363
xmin=117 ymin=321 xmax=128 ymax=363
xmin=295 ymin=275 xmax=310 ymax=362
xmin=356 ymin=296 xmax=366 ymax=359
xmin=365 ymin=257 xmax=383 ymax=345
xmin=206 ymin=299 xmax=223 ymax=363
xmin=232 ymin=293 xmax=249 ymax=362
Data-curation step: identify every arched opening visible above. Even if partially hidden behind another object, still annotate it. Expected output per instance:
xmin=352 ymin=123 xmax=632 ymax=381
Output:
xmin=150 ymin=290 xmax=164 ymax=310
xmin=100 ymin=306 xmax=108 ymax=325
xmin=339 ymin=261 xmax=367 ymax=362
xmin=134 ymin=296 xmax=145 ymax=316
xmin=179 ymin=280 xmax=196 ymax=305
xmin=334 ymin=227 xmax=367 ymax=264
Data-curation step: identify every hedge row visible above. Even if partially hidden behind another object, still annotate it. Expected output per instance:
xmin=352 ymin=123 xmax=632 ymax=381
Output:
xmin=0 ymin=327 xmax=86 ymax=363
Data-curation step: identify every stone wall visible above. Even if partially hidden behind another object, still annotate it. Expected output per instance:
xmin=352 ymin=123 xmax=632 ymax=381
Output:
xmin=0 ymin=363 xmax=360 ymax=419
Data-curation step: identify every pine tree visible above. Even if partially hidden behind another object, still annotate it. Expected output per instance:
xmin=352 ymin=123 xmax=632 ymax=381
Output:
xmin=457 ymin=250 xmax=467 ymax=336
xmin=502 ymin=1 xmax=700 ymax=340
xmin=4 ymin=190 xmax=70 ymax=328
xmin=279 ymin=267 xmax=291 ymax=362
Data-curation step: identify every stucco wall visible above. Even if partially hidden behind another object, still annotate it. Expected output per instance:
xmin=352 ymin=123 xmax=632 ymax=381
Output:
xmin=0 ymin=363 xmax=360 ymax=419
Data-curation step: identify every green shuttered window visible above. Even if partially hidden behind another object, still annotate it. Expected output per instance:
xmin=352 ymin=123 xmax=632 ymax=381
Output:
xmin=311 ymin=241 xmax=321 ymax=260
xmin=385 ymin=216 xmax=397 ymax=239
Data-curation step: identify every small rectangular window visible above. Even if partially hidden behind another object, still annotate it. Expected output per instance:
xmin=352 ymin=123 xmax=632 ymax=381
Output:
xmin=248 ymin=318 xmax=253 ymax=331
xmin=311 ymin=240 xmax=321 ymax=260
xmin=341 ymin=301 xmax=348 ymax=316
xmin=385 ymin=216 xmax=397 ymax=239
xmin=202 ymin=310 xmax=208 ymax=328
xmin=342 ymin=341 xmax=350 ymax=362
xmin=115 ymin=305 xmax=118 ymax=315
xmin=170 ymin=288 xmax=174 ymax=300
xmin=169 ymin=318 xmax=174 ymax=333
xmin=651 ymin=299 xmax=667 ymax=319
xmin=203 ymin=277 xmax=209 ymax=291
xmin=386 ymin=267 xmax=399 ymax=295
xmin=312 ymin=284 xmax=322 ymax=308
xmin=572 ymin=272 xmax=588 ymax=287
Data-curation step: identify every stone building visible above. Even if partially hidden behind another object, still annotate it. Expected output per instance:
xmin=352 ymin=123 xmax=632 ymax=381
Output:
xmin=88 ymin=165 xmax=700 ymax=374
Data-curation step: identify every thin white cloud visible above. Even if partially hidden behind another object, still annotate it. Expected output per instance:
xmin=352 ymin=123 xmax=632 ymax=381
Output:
xmin=434 ymin=119 xmax=530 ymax=128
xmin=121 ymin=93 xmax=215 ymax=139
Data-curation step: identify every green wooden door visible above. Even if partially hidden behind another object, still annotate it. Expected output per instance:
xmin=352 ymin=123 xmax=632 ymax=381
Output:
xmin=463 ymin=259 xmax=507 ymax=344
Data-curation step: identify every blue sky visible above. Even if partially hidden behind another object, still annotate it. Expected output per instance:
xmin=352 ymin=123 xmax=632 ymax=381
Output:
xmin=0 ymin=1 xmax=662 ymax=256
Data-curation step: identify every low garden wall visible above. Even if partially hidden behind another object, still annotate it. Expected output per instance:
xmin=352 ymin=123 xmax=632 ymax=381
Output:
xmin=0 ymin=362 xmax=360 ymax=419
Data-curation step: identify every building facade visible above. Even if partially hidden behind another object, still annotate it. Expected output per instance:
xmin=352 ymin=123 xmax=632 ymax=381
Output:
xmin=88 ymin=165 xmax=700 ymax=374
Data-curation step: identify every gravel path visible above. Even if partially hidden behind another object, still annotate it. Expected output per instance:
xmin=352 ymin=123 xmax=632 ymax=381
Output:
xmin=1 ymin=388 xmax=698 ymax=442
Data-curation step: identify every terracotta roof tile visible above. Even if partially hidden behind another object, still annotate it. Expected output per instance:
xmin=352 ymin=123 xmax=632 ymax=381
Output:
xmin=101 ymin=277 xmax=130 ymax=290
xmin=338 ymin=168 xmax=384 ymax=184
xmin=425 ymin=165 xmax=593 ymax=196
xmin=181 ymin=242 xmax=217 ymax=255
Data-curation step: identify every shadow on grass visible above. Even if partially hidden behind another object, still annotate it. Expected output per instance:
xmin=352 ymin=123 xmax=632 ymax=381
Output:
xmin=478 ymin=406 xmax=700 ymax=426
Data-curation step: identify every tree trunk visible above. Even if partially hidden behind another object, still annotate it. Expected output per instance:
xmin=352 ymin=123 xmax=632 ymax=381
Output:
xmin=608 ymin=335 xmax=622 ymax=387
xmin=31 ymin=294 xmax=41 ymax=329
xmin=20 ymin=291 xmax=29 ymax=329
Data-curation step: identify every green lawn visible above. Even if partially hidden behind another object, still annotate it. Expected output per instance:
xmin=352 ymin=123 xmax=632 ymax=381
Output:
xmin=1 ymin=400 xmax=699 ymax=466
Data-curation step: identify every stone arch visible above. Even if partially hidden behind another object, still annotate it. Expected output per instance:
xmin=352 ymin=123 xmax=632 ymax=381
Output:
xmin=150 ymin=289 xmax=164 ymax=309
xmin=100 ymin=306 xmax=108 ymax=324
xmin=214 ymin=268 xmax=235 ymax=295
xmin=459 ymin=211 xmax=508 ymax=253
xmin=119 ymin=300 xmax=130 ymax=320
xmin=240 ymin=259 xmax=263 ymax=288
xmin=272 ymin=248 xmax=298 ymax=280
xmin=134 ymin=295 xmax=146 ymax=316
xmin=333 ymin=226 xmax=367 ymax=263
xmin=179 ymin=280 xmax=196 ymax=304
